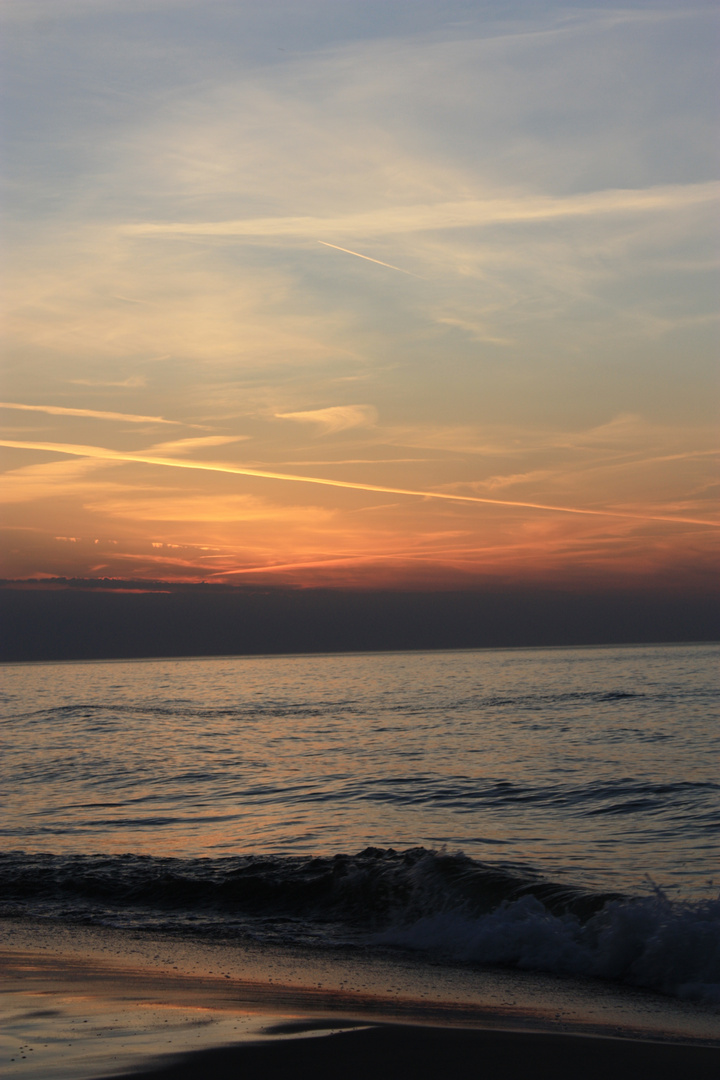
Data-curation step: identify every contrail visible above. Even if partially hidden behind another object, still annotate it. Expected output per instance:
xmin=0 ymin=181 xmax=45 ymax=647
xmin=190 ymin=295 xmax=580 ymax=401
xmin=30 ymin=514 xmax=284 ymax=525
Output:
xmin=0 ymin=402 xmax=179 ymax=425
xmin=209 ymin=554 xmax=401 ymax=577
xmin=208 ymin=535 xmax=554 ymax=578
xmin=208 ymin=546 xmax=503 ymax=578
xmin=0 ymin=438 xmax=717 ymax=528
xmin=317 ymin=241 xmax=422 ymax=277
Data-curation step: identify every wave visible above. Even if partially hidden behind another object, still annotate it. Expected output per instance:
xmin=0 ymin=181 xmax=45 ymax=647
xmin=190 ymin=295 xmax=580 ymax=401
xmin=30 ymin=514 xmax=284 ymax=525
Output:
xmin=9 ymin=681 xmax=713 ymax=728
xmin=0 ymin=847 xmax=617 ymax=925
xmin=376 ymin=892 xmax=720 ymax=1006
xmin=1 ymin=848 xmax=718 ymax=1005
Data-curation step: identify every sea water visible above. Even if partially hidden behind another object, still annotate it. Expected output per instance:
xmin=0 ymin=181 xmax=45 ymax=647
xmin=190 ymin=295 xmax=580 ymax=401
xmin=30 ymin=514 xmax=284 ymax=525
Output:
xmin=1 ymin=643 xmax=718 ymax=1004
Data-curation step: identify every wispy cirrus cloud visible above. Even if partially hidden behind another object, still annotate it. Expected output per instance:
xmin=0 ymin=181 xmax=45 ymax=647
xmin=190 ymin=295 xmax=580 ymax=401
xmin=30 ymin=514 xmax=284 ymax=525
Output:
xmin=3 ymin=2 xmax=718 ymax=587
xmin=0 ymin=402 xmax=179 ymax=425
xmin=276 ymin=405 xmax=378 ymax=433
xmin=0 ymin=457 xmax=109 ymax=504
xmin=70 ymin=376 xmax=147 ymax=388
xmin=122 ymin=183 xmax=719 ymax=241
xmin=86 ymin=493 xmax=333 ymax=524
xmin=146 ymin=435 xmax=249 ymax=455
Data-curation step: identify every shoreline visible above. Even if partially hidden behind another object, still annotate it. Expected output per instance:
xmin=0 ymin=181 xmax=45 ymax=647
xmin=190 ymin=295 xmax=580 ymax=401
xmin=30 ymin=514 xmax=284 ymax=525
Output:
xmin=2 ymin=920 xmax=718 ymax=1080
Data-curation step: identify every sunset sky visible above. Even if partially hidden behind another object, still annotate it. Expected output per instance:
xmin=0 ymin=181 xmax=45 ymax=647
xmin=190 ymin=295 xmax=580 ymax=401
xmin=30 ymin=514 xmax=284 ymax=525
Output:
xmin=2 ymin=0 xmax=718 ymax=591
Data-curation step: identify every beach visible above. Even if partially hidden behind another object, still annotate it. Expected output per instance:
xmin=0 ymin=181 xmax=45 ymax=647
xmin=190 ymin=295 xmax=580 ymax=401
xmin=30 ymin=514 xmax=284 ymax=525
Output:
xmin=105 ymin=1023 xmax=720 ymax=1075
xmin=2 ymin=919 xmax=719 ymax=1080
xmin=113 ymin=1025 xmax=720 ymax=1080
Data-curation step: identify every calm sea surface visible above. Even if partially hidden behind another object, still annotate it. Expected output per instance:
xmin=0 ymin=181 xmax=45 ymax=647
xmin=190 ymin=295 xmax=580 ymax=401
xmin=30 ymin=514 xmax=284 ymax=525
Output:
xmin=2 ymin=643 xmax=719 ymax=1001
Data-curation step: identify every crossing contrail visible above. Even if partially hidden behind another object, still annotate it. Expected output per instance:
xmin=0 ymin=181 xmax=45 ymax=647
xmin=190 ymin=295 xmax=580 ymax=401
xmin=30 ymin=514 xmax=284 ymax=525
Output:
xmin=317 ymin=241 xmax=422 ymax=277
xmin=1 ymin=437 xmax=717 ymax=528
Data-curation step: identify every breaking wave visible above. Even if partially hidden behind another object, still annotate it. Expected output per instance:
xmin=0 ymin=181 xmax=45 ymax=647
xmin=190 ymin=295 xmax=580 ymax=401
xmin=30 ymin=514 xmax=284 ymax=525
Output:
xmin=376 ymin=889 xmax=720 ymax=1006
xmin=2 ymin=847 xmax=718 ymax=1005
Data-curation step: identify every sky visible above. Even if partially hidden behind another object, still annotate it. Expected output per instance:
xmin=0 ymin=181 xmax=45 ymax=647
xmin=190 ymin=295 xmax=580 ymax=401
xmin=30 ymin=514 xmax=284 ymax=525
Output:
xmin=1 ymin=0 xmax=718 ymax=592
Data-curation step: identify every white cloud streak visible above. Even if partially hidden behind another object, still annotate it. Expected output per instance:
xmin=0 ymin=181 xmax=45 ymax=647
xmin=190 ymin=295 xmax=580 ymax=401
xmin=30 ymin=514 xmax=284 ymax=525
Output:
xmin=122 ymin=183 xmax=719 ymax=240
xmin=146 ymin=435 xmax=249 ymax=454
xmin=276 ymin=405 xmax=378 ymax=433
xmin=0 ymin=402 xmax=179 ymax=425
xmin=70 ymin=376 xmax=147 ymax=388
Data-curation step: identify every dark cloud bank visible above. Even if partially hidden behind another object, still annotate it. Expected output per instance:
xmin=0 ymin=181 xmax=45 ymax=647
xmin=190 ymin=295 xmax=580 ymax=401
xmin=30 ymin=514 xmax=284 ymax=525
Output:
xmin=1 ymin=579 xmax=717 ymax=662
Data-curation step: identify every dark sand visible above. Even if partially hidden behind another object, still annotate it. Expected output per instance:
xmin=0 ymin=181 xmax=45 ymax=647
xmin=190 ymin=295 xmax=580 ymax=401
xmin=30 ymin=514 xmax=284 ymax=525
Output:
xmin=2 ymin=920 xmax=718 ymax=1080
xmin=105 ymin=1023 xmax=720 ymax=1080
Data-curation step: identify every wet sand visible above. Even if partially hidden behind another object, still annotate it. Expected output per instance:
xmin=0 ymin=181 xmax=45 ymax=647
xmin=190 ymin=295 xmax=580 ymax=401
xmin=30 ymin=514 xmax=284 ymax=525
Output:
xmin=2 ymin=920 xmax=718 ymax=1080
xmin=106 ymin=1023 xmax=720 ymax=1080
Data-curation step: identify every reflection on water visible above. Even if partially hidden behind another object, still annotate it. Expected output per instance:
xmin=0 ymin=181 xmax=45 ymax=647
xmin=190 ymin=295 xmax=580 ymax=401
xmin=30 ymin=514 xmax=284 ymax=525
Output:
xmin=1 ymin=643 xmax=718 ymax=897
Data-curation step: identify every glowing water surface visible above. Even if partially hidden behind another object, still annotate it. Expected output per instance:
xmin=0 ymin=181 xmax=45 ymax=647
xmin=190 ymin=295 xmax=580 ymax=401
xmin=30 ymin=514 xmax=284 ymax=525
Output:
xmin=2 ymin=643 xmax=718 ymax=898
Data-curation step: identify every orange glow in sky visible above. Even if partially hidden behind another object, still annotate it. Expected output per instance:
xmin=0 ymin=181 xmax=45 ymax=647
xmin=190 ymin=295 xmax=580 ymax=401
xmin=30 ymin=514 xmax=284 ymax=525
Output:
xmin=1 ymin=2 xmax=718 ymax=591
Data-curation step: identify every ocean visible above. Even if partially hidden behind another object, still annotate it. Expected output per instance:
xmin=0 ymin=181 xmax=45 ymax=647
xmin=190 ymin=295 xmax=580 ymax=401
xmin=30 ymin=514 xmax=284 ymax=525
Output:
xmin=2 ymin=642 xmax=719 ymax=1006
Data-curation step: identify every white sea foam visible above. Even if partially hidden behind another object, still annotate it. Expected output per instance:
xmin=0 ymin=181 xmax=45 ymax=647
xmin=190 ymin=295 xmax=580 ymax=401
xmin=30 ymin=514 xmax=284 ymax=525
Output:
xmin=375 ymin=891 xmax=720 ymax=1005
